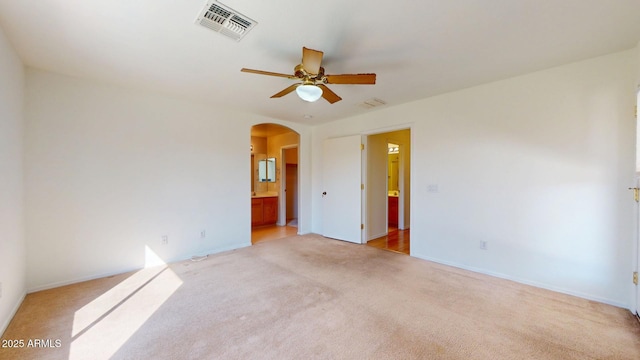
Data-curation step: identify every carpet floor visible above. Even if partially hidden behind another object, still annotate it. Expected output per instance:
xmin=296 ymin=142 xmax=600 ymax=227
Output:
xmin=2 ymin=234 xmax=640 ymax=359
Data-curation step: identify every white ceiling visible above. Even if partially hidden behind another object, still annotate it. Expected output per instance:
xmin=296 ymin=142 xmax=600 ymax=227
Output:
xmin=1 ymin=0 xmax=639 ymax=125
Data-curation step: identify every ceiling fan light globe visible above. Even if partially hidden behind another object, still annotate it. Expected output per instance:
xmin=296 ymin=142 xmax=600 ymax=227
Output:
xmin=296 ymin=84 xmax=323 ymax=102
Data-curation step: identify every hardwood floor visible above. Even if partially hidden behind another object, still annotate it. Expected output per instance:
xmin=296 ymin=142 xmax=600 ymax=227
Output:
xmin=252 ymin=224 xmax=298 ymax=244
xmin=367 ymin=227 xmax=410 ymax=255
xmin=253 ymin=223 xmax=409 ymax=256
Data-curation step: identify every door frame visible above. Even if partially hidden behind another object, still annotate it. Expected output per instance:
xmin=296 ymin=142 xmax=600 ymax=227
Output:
xmin=319 ymin=124 xmax=412 ymax=245
xmin=361 ymin=124 xmax=413 ymax=244
xmin=634 ymin=88 xmax=640 ymax=316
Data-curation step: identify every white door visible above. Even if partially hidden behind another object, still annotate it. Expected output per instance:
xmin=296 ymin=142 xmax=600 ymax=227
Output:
xmin=636 ymin=177 xmax=640 ymax=315
xmin=630 ymin=88 xmax=640 ymax=316
xmin=322 ymin=135 xmax=362 ymax=243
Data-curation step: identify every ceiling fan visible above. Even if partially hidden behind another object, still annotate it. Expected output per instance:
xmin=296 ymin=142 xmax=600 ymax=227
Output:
xmin=241 ymin=47 xmax=376 ymax=104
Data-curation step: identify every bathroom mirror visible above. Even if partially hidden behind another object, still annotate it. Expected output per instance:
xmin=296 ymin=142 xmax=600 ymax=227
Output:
xmin=258 ymin=157 xmax=276 ymax=182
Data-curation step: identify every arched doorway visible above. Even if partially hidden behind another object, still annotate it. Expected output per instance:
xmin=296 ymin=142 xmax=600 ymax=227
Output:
xmin=250 ymin=123 xmax=300 ymax=244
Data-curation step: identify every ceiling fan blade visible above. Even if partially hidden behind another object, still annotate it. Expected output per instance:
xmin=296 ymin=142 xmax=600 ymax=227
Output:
xmin=324 ymin=73 xmax=376 ymax=84
xmin=271 ymin=84 xmax=300 ymax=98
xmin=302 ymin=47 xmax=323 ymax=75
xmin=318 ymin=84 xmax=342 ymax=104
xmin=241 ymin=68 xmax=296 ymax=79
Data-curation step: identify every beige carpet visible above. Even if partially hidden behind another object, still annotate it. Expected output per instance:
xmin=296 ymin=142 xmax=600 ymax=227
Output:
xmin=2 ymin=234 xmax=640 ymax=359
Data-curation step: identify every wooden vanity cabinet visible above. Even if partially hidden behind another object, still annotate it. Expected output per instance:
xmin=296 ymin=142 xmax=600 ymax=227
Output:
xmin=251 ymin=198 xmax=264 ymax=226
xmin=262 ymin=197 xmax=278 ymax=224
xmin=251 ymin=196 xmax=278 ymax=227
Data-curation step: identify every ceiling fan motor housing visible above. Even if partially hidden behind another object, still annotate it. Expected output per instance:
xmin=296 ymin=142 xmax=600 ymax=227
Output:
xmin=294 ymin=64 xmax=306 ymax=79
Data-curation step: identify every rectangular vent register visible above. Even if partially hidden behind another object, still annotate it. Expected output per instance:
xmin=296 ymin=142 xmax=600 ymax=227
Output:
xmin=195 ymin=1 xmax=257 ymax=41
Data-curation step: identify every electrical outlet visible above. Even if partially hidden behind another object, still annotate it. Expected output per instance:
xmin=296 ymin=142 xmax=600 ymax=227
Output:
xmin=480 ymin=241 xmax=488 ymax=250
xmin=162 ymin=235 xmax=168 ymax=245
xmin=200 ymin=230 xmax=206 ymax=238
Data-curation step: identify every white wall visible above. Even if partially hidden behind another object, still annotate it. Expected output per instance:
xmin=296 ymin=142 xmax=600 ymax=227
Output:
xmin=0 ymin=25 xmax=26 ymax=334
xmin=24 ymin=69 xmax=312 ymax=291
xmin=312 ymin=48 xmax=638 ymax=308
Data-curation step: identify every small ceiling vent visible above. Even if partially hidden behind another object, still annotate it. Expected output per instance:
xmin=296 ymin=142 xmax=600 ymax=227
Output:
xmin=195 ymin=1 xmax=257 ymax=41
xmin=358 ymin=98 xmax=387 ymax=109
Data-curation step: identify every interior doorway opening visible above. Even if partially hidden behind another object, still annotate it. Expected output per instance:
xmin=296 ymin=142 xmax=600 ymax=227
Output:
xmin=250 ymin=123 xmax=300 ymax=244
xmin=319 ymin=129 xmax=410 ymax=249
xmin=364 ymin=129 xmax=411 ymax=255
xmin=283 ymin=146 xmax=299 ymax=227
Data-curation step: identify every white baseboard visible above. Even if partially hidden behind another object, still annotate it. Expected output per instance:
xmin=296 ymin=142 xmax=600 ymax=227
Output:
xmin=28 ymin=242 xmax=253 ymax=294
xmin=412 ymin=252 xmax=629 ymax=310
xmin=27 ymin=266 xmax=142 ymax=293
xmin=189 ymin=242 xmax=252 ymax=260
xmin=1 ymin=291 xmax=26 ymax=336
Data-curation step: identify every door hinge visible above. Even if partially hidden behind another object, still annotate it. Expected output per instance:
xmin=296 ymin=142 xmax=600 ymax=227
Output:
xmin=361 ymin=224 xmax=364 ymax=230
xmin=360 ymin=144 xmax=364 ymax=150
xmin=361 ymin=183 xmax=364 ymax=190
xmin=629 ymin=187 xmax=639 ymax=202
xmin=634 ymin=272 xmax=638 ymax=285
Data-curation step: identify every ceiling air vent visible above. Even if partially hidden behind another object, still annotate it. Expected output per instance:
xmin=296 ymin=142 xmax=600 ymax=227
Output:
xmin=358 ymin=98 xmax=387 ymax=109
xmin=195 ymin=1 xmax=257 ymax=41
